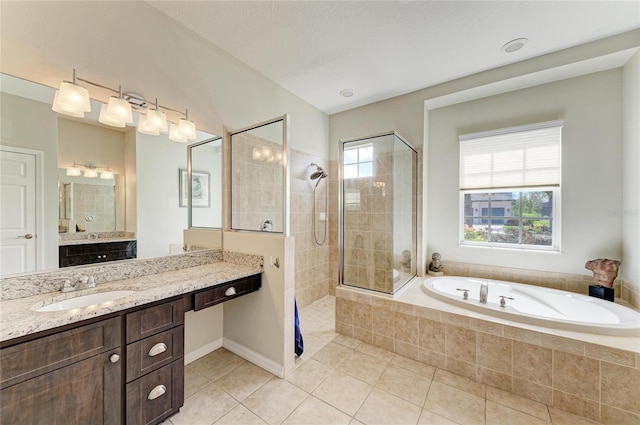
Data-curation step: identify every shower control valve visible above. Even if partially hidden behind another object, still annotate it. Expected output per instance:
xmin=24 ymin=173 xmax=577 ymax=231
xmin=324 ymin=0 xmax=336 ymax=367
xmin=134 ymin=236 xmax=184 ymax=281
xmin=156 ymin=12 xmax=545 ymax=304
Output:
xmin=499 ymin=295 xmax=514 ymax=307
xmin=456 ymin=288 xmax=470 ymax=300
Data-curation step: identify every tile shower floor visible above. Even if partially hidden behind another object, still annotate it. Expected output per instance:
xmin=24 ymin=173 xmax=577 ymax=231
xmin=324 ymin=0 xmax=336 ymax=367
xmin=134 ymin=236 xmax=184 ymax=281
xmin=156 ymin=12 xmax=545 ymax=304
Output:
xmin=166 ymin=296 xmax=602 ymax=425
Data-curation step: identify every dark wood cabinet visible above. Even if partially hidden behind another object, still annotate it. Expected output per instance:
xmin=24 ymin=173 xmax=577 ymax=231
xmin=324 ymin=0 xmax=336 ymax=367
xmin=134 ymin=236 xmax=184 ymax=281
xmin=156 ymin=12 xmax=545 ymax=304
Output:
xmin=193 ymin=274 xmax=261 ymax=311
xmin=0 ymin=318 xmax=122 ymax=425
xmin=125 ymin=300 xmax=185 ymax=425
xmin=0 ymin=272 xmax=261 ymax=425
xmin=59 ymin=240 xmax=137 ymax=268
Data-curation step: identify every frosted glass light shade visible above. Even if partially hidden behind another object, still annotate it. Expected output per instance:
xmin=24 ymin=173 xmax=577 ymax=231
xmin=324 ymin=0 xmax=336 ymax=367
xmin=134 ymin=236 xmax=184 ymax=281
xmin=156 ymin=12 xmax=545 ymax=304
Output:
xmin=52 ymin=81 xmax=90 ymax=116
xmin=262 ymin=146 xmax=274 ymax=162
xmin=52 ymin=91 xmax=86 ymax=118
xmin=252 ymin=147 xmax=263 ymax=161
xmin=177 ymin=118 xmax=197 ymax=140
xmin=146 ymin=109 xmax=168 ymax=133
xmin=98 ymin=97 xmax=132 ymax=127
xmin=169 ymin=123 xmax=188 ymax=143
xmin=66 ymin=166 xmax=81 ymax=177
xmin=137 ymin=115 xmax=160 ymax=136
xmin=84 ymin=168 xmax=98 ymax=178
xmin=100 ymin=169 xmax=114 ymax=180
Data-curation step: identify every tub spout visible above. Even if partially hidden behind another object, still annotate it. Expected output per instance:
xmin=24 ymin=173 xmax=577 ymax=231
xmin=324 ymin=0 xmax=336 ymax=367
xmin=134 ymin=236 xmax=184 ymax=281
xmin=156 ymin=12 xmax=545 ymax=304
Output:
xmin=479 ymin=281 xmax=488 ymax=303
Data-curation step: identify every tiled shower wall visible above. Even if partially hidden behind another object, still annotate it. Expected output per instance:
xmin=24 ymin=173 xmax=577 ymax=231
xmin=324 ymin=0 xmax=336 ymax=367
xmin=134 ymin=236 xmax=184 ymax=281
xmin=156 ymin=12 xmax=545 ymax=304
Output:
xmin=72 ymin=183 xmax=116 ymax=232
xmin=230 ymin=133 xmax=283 ymax=232
xmin=290 ymin=148 xmax=329 ymax=308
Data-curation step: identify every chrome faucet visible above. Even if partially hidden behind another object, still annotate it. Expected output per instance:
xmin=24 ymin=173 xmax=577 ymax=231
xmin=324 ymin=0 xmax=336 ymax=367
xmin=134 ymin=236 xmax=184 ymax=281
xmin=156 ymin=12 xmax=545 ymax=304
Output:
xmin=61 ymin=275 xmax=96 ymax=292
xmin=479 ymin=281 xmax=488 ymax=303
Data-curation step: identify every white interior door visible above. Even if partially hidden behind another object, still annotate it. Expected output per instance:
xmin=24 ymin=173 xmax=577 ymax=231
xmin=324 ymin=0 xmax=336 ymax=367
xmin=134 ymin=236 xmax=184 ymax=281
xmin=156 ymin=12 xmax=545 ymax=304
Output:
xmin=1 ymin=149 xmax=37 ymax=275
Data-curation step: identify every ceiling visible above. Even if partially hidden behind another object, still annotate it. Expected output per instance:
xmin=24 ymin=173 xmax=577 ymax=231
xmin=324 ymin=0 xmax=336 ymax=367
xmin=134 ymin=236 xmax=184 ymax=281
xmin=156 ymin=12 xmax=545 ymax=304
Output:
xmin=152 ymin=2 xmax=638 ymax=115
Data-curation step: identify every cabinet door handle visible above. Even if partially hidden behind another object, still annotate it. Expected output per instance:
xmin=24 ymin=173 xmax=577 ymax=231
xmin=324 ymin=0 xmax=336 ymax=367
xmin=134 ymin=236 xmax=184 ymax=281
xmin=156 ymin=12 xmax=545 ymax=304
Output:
xmin=225 ymin=287 xmax=237 ymax=296
xmin=148 ymin=384 xmax=166 ymax=400
xmin=148 ymin=342 xmax=167 ymax=357
xmin=110 ymin=353 xmax=120 ymax=363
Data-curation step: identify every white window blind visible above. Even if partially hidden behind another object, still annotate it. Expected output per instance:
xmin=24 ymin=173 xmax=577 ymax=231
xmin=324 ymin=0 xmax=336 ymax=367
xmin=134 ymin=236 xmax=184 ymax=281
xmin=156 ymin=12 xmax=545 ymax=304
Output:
xmin=459 ymin=120 xmax=563 ymax=190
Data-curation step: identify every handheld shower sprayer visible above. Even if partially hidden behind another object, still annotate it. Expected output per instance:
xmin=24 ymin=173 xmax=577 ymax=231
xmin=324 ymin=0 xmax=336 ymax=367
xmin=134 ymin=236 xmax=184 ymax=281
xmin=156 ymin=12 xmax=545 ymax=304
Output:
xmin=310 ymin=163 xmax=328 ymax=245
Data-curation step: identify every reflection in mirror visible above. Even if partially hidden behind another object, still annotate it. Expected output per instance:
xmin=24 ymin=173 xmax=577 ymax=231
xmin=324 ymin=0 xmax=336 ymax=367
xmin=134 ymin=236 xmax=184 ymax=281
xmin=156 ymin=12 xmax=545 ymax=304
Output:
xmin=58 ymin=169 xmax=125 ymax=233
xmin=230 ymin=116 xmax=287 ymax=233
xmin=0 ymin=73 xmax=222 ymax=277
xmin=188 ymin=137 xmax=223 ymax=229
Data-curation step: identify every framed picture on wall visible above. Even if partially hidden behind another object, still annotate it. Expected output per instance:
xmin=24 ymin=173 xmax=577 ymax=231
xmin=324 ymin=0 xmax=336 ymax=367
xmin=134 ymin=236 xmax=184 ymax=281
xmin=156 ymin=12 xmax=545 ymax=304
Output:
xmin=179 ymin=168 xmax=210 ymax=208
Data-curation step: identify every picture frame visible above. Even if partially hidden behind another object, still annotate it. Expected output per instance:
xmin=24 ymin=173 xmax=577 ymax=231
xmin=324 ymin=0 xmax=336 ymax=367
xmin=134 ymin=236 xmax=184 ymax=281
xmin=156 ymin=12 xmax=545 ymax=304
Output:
xmin=179 ymin=168 xmax=210 ymax=208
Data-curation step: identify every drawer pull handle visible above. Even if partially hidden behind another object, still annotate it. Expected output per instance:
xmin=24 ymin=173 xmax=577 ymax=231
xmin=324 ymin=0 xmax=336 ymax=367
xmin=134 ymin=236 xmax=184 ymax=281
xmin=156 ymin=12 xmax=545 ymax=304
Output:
xmin=148 ymin=384 xmax=166 ymax=400
xmin=225 ymin=287 xmax=237 ymax=296
xmin=148 ymin=342 xmax=167 ymax=357
xmin=109 ymin=354 xmax=120 ymax=363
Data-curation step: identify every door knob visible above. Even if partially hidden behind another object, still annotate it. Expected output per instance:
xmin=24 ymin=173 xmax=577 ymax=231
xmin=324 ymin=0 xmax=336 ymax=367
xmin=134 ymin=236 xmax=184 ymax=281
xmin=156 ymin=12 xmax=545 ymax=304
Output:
xmin=18 ymin=234 xmax=34 ymax=239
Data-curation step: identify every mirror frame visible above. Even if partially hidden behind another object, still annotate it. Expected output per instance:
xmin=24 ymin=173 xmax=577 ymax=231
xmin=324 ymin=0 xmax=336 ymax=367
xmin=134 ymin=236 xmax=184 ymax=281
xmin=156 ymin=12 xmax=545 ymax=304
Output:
xmin=228 ymin=114 xmax=290 ymax=235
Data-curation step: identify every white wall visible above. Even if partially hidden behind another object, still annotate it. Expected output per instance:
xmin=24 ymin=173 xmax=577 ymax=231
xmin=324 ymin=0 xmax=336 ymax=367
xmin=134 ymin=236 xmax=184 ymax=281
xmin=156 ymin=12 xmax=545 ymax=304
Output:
xmin=622 ymin=50 xmax=640 ymax=290
xmin=427 ymin=70 xmax=622 ymax=275
xmin=0 ymin=93 xmax=59 ymax=271
xmin=135 ymin=132 xmax=189 ymax=259
xmin=0 ymin=1 xmax=328 ymax=161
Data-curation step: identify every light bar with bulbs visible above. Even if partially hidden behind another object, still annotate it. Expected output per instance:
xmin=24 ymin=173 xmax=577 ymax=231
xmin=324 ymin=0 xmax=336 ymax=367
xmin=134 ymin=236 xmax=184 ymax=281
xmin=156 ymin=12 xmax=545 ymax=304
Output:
xmin=65 ymin=162 xmax=114 ymax=180
xmin=51 ymin=69 xmax=197 ymax=142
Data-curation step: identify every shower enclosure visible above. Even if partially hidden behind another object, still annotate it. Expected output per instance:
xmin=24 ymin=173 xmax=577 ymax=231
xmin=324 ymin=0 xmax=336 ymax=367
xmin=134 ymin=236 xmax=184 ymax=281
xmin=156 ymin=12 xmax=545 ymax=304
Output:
xmin=339 ymin=131 xmax=417 ymax=294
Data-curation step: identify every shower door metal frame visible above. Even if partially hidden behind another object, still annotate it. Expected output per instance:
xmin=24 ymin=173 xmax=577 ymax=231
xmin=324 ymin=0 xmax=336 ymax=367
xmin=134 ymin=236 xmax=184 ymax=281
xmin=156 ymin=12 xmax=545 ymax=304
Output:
xmin=338 ymin=131 xmax=418 ymax=293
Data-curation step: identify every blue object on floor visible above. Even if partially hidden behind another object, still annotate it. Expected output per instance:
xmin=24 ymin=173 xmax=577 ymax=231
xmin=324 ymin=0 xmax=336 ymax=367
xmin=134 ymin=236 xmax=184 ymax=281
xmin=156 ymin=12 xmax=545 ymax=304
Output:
xmin=294 ymin=298 xmax=304 ymax=356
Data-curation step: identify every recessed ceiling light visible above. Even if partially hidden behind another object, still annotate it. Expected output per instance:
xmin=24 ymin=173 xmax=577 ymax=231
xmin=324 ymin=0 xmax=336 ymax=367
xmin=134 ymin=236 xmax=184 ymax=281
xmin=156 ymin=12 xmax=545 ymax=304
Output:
xmin=501 ymin=38 xmax=528 ymax=54
xmin=340 ymin=89 xmax=354 ymax=98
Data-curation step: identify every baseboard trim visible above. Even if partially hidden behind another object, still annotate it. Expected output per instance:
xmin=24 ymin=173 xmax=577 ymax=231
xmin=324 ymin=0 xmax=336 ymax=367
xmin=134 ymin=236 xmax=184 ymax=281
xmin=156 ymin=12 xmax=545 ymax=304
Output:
xmin=223 ymin=337 xmax=284 ymax=378
xmin=184 ymin=338 xmax=223 ymax=365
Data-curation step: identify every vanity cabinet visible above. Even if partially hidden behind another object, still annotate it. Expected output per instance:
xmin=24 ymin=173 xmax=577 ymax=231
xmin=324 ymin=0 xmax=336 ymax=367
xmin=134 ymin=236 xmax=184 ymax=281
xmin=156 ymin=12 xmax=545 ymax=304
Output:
xmin=0 ymin=317 xmax=122 ymax=425
xmin=125 ymin=299 xmax=185 ymax=425
xmin=59 ymin=240 xmax=137 ymax=268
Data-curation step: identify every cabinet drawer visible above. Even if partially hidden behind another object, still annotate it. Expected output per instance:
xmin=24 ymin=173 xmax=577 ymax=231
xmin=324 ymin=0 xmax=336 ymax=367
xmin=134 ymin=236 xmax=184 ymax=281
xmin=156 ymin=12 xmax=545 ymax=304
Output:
xmin=126 ymin=299 xmax=184 ymax=343
xmin=126 ymin=360 xmax=184 ymax=425
xmin=0 ymin=317 xmax=121 ymax=389
xmin=126 ymin=326 xmax=184 ymax=382
xmin=193 ymin=274 xmax=261 ymax=311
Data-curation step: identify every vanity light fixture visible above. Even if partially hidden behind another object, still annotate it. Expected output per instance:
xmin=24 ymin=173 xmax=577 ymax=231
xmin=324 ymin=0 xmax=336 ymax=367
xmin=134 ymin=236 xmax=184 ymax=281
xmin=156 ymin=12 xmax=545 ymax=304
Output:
xmin=98 ymin=85 xmax=133 ymax=128
xmin=52 ymin=69 xmax=197 ymax=142
xmin=51 ymin=69 xmax=91 ymax=117
xmin=65 ymin=162 xmax=113 ymax=180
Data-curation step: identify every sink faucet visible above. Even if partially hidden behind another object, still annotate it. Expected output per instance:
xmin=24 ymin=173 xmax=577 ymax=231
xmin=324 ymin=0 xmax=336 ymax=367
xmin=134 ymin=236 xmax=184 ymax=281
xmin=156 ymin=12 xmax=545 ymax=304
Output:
xmin=479 ymin=281 xmax=488 ymax=303
xmin=61 ymin=275 xmax=96 ymax=292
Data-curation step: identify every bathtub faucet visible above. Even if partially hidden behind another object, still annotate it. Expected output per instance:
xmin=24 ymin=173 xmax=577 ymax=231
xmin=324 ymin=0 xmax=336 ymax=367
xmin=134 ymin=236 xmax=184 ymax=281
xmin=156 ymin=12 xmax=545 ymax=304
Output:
xmin=479 ymin=281 xmax=488 ymax=303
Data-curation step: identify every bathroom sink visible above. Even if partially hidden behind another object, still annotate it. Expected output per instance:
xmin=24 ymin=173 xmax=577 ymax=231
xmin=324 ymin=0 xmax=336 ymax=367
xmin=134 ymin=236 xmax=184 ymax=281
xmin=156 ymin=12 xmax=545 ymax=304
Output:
xmin=33 ymin=291 xmax=136 ymax=312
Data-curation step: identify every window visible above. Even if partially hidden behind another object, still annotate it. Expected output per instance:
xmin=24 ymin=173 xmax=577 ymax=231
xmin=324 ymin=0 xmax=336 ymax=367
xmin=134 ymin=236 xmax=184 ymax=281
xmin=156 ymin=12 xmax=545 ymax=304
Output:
xmin=343 ymin=144 xmax=373 ymax=179
xmin=459 ymin=120 xmax=562 ymax=250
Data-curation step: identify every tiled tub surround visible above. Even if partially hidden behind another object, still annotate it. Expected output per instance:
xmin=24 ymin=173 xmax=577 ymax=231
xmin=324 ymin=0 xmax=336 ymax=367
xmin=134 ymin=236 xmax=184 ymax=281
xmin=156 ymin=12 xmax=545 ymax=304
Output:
xmin=335 ymin=280 xmax=640 ymax=424
xmin=0 ymin=249 xmax=262 ymax=342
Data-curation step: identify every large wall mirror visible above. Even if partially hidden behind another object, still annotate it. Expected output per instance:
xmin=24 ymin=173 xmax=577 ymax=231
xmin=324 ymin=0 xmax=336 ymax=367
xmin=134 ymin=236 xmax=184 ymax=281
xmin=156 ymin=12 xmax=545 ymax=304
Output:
xmin=230 ymin=115 xmax=288 ymax=233
xmin=0 ymin=73 xmax=223 ymax=277
xmin=188 ymin=137 xmax=223 ymax=229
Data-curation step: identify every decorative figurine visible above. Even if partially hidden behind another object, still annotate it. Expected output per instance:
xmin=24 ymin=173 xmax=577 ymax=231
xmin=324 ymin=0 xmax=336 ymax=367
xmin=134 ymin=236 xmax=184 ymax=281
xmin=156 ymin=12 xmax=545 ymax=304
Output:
xmin=427 ymin=252 xmax=443 ymax=276
xmin=585 ymin=258 xmax=620 ymax=302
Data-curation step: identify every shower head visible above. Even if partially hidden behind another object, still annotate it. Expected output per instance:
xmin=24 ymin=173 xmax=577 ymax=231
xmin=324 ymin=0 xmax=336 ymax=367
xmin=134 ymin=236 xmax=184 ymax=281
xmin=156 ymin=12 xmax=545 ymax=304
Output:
xmin=310 ymin=163 xmax=328 ymax=180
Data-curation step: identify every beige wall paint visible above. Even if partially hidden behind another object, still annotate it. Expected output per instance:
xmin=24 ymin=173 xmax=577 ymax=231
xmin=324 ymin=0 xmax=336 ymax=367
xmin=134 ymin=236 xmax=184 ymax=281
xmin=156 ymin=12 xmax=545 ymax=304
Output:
xmin=427 ymin=70 xmax=623 ymax=276
xmin=0 ymin=93 xmax=59 ymax=271
xmin=57 ymin=119 xmax=125 ymax=174
xmin=622 ymin=50 xmax=640 ymax=293
xmin=222 ymin=232 xmax=295 ymax=377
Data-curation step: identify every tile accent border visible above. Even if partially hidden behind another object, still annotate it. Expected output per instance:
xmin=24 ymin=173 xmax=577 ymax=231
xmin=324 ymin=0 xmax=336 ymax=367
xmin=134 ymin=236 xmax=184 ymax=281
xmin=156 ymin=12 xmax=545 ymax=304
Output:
xmin=1 ymin=249 xmax=226 ymax=301
xmin=335 ymin=285 xmax=640 ymax=424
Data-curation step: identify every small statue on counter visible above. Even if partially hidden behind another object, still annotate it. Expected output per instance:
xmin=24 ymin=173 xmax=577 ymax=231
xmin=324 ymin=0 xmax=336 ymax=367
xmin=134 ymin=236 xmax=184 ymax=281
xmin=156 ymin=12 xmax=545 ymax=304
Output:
xmin=428 ymin=252 xmax=442 ymax=273
xmin=401 ymin=250 xmax=412 ymax=272
xmin=585 ymin=258 xmax=621 ymax=288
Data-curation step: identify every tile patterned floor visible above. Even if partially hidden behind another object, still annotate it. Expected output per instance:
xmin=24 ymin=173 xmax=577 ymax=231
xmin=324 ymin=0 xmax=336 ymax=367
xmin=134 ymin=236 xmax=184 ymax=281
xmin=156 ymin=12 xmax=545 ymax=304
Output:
xmin=165 ymin=295 xmax=602 ymax=425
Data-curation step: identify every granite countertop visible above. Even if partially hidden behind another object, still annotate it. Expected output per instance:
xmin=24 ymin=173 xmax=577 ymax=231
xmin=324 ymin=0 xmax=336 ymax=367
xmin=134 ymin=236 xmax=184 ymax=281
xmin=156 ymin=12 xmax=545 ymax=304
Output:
xmin=0 ymin=261 xmax=261 ymax=343
xmin=59 ymin=237 xmax=137 ymax=246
